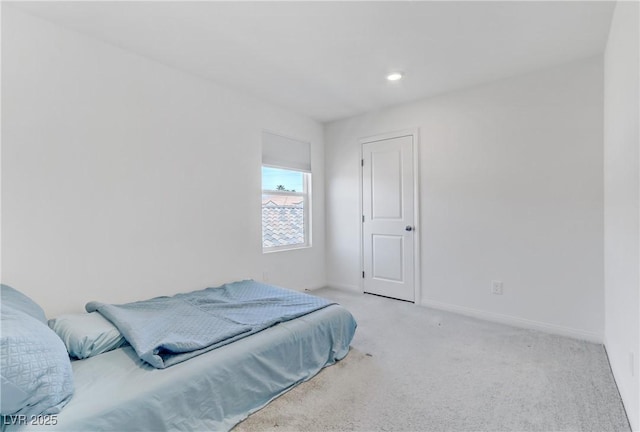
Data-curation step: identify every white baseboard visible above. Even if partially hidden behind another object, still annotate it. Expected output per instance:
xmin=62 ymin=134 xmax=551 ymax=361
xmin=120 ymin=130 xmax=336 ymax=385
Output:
xmin=303 ymin=283 xmax=327 ymax=292
xmin=421 ymin=299 xmax=604 ymax=344
xmin=325 ymin=281 xmax=362 ymax=293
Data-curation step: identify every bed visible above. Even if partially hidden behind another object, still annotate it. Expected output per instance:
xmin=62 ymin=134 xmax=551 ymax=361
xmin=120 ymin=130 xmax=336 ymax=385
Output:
xmin=1 ymin=282 xmax=357 ymax=431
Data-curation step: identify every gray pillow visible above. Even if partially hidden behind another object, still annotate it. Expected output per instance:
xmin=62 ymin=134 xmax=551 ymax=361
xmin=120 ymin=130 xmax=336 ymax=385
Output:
xmin=1 ymin=284 xmax=47 ymax=324
xmin=49 ymin=312 xmax=128 ymax=359
xmin=0 ymin=304 xmax=74 ymax=416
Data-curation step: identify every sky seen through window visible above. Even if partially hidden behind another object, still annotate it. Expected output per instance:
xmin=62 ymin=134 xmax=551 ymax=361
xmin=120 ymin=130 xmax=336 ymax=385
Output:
xmin=262 ymin=166 xmax=304 ymax=192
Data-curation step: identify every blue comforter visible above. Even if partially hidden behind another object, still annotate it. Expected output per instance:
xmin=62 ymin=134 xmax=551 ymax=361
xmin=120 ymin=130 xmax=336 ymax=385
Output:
xmin=86 ymin=280 xmax=333 ymax=368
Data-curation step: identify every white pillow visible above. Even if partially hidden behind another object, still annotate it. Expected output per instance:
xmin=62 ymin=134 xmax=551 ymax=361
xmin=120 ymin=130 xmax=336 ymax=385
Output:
xmin=48 ymin=312 xmax=128 ymax=359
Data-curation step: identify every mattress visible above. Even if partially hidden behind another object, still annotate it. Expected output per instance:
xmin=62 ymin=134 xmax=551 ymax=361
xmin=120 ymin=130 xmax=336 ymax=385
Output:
xmin=5 ymin=304 xmax=356 ymax=432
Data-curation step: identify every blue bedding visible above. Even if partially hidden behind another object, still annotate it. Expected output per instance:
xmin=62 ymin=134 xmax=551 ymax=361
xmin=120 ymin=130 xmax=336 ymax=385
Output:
xmin=3 ymin=304 xmax=357 ymax=432
xmin=85 ymin=280 xmax=333 ymax=368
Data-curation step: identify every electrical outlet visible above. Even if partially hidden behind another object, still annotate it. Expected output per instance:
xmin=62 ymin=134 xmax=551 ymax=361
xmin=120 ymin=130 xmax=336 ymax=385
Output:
xmin=262 ymin=271 xmax=269 ymax=282
xmin=491 ymin=280 xmax=503 ymax=295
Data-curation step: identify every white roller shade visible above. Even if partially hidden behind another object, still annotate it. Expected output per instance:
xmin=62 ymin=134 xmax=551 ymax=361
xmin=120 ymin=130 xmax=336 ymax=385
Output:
xmin=262 ymin=131 xmax=311 ymax=172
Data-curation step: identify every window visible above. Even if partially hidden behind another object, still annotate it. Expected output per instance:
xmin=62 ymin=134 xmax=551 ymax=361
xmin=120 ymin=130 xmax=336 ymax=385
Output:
xmin=261 ymin=131 xmax=311 ymax=252
xmin=262 ymin=167 xmax=310 ymax=251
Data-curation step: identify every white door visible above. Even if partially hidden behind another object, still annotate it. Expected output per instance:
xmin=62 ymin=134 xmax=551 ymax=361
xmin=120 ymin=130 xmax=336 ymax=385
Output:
xmin=362 ymin=134 xmax=415 ymax=302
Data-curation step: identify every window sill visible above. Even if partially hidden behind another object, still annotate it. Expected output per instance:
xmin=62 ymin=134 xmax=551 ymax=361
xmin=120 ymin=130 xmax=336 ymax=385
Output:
xmin=263 ymin=244 xmax=311 ymax=254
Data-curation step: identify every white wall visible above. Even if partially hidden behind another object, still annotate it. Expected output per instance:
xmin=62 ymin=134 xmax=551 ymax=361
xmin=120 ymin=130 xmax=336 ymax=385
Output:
xmin=326 ymin=57 xmax=604 ymax=341
xmin=604 ymin=1 xmax=640 ymax=429
xmin=1 ymin=6 xmax=326 ymax=317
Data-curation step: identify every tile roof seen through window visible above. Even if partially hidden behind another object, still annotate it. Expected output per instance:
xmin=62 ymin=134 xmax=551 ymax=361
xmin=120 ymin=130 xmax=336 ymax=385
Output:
xmin=262 ymin=195 xmax=303 ymax=207
xmin=262 ymin=195 xmax=305 ymax=248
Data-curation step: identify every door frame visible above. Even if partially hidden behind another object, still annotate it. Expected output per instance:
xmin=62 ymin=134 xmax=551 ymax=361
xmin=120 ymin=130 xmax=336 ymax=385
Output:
xmin=359 ymin=128 xmax=421 ymax=304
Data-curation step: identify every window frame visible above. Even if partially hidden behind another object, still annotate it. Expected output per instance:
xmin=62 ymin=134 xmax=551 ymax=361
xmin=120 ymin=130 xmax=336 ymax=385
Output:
xmin=261 ymin=166 xmax=311 ymax=253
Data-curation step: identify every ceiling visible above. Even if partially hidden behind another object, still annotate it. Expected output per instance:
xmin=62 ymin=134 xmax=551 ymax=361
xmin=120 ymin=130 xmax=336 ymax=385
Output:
xmin=8 ymin=1 xmax=615 ymax=123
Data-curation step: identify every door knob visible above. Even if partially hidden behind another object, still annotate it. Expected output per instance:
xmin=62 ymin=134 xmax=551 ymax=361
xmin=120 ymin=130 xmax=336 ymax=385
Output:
xmin=405 ymin=226 xmax=413 ymax=232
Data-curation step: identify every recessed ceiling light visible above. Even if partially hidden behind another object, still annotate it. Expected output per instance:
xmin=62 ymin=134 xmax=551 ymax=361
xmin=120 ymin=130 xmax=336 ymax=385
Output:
xmin=387 ymin=72 xmax=403 ymax=81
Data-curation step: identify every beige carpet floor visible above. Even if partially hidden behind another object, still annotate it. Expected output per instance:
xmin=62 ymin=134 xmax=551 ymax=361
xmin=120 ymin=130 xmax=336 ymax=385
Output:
xmin=234 ymin=288 xmax=630 ymax=432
